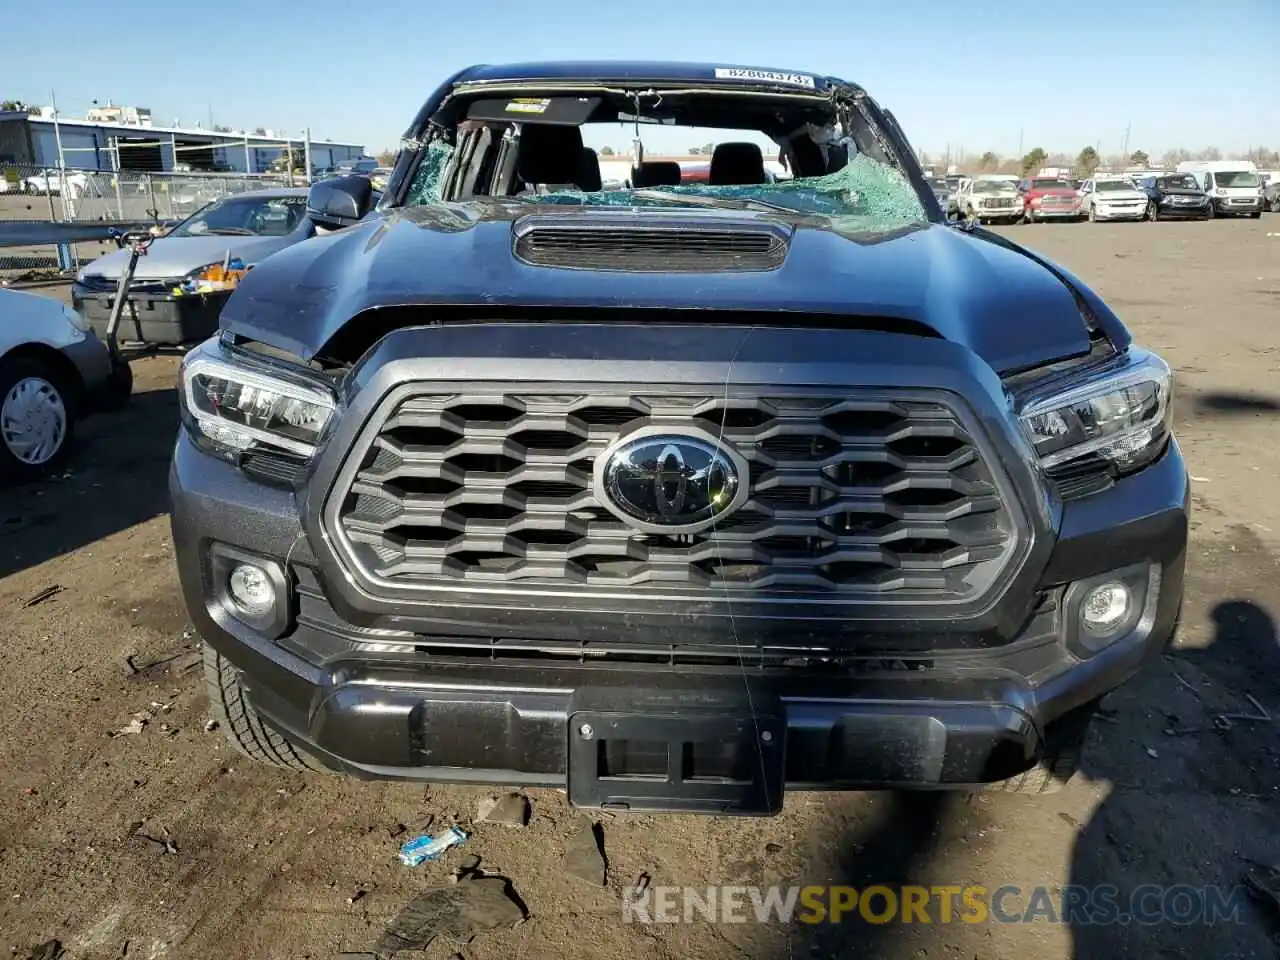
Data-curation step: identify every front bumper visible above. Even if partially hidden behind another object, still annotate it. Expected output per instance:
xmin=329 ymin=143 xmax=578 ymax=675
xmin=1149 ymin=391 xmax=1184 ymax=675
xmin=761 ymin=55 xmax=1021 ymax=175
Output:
xmin=1091 ymin=204 xmax=1147 ymax=221
xmin=1212 ymin=198 xmax=1262 ymax=215
xmin=171 ymin=425 xmax=1188 ymax=806
xmin=1027 ymin=205 xmax=1080 ymax=220
xmin=59 ymin=330 xmax=113 ymax=406
xmin=973 ymin=205 xmax=1021 ymax=219
xmin=1157 ymin=198 xmax=1211 ymax=218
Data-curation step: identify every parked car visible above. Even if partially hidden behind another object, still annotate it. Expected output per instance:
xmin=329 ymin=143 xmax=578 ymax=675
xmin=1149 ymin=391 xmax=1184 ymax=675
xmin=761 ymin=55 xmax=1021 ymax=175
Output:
xmin=0 ymin=288 xmax=119 ymax=482
xmin=1137 ymin=173 xmax=1212 ymax=220
xmin=1077 ymin=177 xmax=1149 ymax=222
xmin=1265 ymin=177 xmax=1280 ymax=213
xmin=1176 ymin=160 xmax=1264 ymax=218
xmin=335 ymin=157 xmax=379 ymax=176
xmin=927 ymin=176 xmax=958 ymax=215
xmin=954 ymin=176 xmax=1021 ymax=223
xmin=173 ymin=60 xmax=1186 ymax=811
xmin=22 ymin=169 xmax=91 ymax=198
xmin=71 ymin=189 xmax=313 ymax=347
xmin=1019 ymin=176 xmax=1082 ymax=222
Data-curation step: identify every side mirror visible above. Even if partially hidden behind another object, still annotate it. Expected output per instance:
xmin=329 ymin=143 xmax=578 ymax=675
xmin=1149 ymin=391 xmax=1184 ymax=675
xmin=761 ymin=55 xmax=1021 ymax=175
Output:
xmin=307 ymin=174 xmax=374 ymax=230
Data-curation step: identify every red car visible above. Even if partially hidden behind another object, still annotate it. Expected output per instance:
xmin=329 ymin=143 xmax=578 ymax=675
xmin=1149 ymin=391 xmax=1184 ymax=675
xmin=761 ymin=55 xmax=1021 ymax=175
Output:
xmin=1019 ymin=177 xmax=1082 ymax=223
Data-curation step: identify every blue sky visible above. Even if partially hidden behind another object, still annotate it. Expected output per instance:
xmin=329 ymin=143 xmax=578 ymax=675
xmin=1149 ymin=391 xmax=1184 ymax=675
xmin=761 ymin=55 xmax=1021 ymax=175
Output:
xmin=3 ymin=0 xmax=1276 ymax=160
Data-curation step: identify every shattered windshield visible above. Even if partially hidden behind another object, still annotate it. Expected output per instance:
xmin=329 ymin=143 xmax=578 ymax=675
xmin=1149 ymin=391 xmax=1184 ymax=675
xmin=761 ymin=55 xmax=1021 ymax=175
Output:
xmin=407 ymin=143 xmax=925 ymax=230
xmin=521 ymin=155 xmax=924 ymax=226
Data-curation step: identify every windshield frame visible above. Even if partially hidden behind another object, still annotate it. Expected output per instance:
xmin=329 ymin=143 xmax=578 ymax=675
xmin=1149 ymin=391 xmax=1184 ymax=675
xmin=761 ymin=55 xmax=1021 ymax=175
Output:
xmin=167 ymin=193 xmax=308 ymax=238
xmin=385 ymin=75 xmax=943 ymax=224
xmin=1214 ymin=170 xmax=1260 ymax=188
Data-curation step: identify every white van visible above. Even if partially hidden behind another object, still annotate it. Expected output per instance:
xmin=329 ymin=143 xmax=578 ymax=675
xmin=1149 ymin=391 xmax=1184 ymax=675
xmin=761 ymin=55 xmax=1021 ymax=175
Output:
xmin=1175 ymin=160 xmax=1263 ymax=218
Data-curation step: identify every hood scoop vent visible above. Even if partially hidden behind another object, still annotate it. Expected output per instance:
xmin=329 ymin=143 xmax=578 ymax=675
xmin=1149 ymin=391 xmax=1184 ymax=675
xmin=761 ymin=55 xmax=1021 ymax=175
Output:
xmin=512 ymin=215 xmax=790 ymax=273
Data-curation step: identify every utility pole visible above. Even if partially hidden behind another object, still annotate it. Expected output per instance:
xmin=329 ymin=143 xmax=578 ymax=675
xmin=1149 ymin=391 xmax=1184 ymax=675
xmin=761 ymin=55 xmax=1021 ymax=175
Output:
xmin=1121 ymin=121 xmax=1131 ymax=163
xmin=50 ymin=88 xmax=68 ymax=217
xmin=1017 ymin=128 xmax=1023 ymax=158
xmin=304 ymin=128 xmax=312 ymax=185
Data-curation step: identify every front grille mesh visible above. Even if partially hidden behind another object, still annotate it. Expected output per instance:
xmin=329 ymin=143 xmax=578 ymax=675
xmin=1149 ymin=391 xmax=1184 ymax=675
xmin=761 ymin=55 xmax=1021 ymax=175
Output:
xmin=332 ymin=389 xmax=1017 ymax=600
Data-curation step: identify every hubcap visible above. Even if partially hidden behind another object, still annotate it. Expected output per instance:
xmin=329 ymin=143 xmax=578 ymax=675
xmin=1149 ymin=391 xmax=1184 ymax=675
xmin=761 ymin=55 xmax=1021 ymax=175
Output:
xmin=1 ymin=376 xmax=67 ymax=465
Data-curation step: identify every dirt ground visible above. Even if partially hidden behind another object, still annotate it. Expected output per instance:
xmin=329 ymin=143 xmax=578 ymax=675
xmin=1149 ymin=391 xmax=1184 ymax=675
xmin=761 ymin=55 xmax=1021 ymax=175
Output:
xmin=1 ymin=218 xmax=1278 ymax=960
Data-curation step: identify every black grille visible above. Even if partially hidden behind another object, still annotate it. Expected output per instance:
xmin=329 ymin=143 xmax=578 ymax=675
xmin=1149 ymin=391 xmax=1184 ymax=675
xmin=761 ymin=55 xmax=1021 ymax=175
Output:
xmin=76 ymin=274 xmax=180 ymax=295
xmin=513 ymin=220 xmax=789 ymax=273
xmin=330 ymin=388 xmax=1018 ymax=601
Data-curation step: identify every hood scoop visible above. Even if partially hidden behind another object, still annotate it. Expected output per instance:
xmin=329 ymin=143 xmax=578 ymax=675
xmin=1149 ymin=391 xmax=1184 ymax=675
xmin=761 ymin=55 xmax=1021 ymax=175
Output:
xmin=512 ymin=214 xmax=790 ymax=273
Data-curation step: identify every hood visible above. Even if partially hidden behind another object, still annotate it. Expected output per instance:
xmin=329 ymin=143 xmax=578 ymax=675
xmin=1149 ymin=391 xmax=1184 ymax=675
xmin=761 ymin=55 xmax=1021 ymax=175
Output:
xmin=222 ymin=203 xmax=1112 ymax=374
xmin=78 ymin=233 xmax=300 ymax=282
xmin=1158 ymin=186 xmax=1206 ymax=197
xmin=1026 ymin=186 xmax=1076 ymax=198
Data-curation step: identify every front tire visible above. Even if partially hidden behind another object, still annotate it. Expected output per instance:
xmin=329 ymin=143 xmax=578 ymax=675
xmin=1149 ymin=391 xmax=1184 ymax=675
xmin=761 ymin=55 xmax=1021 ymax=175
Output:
xmin=99 ymin=358 xmax=134 ymax=413
xmin=1147 ymin=201 xmax=1159 ymax=222
xmin=0 ymin=357 xmax=76 ymax=484
xmin=985 ymin=699 xmax=1097 ymax=795
xmin=1249 ymin=211 xmax=1262 ymax=219
xmin=203 ymin=646 xmax=331 ymax=773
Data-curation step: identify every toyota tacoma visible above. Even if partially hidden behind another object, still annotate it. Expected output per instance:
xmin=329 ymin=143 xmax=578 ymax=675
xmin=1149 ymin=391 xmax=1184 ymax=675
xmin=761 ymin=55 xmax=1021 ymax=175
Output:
xmin=171 ymin=62 xmax=1188 ymax=815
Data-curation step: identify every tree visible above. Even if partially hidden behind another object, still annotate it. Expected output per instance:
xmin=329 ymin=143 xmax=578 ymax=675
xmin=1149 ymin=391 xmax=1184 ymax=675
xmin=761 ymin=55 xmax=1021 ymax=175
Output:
xmin=1020 ymin=147 xmax=1047 ymax=176
xmin=701 ymin=142 xmax=715 ymax=156
xmin=1162 ymin=148 xmax=1191 ymax=167
xmin=599 ymin=145 xmax=615 ymax=156
xmin=1192 ymin=147 xmax=1221 ymax=161
xmin=1129 ymin=149 xmax=1149 ymax=167
xmin=1075 ymin=145 xmax=1101 ymax=177
xmin=252 ymin=126 xmax=267 ymax=137
xmin=376 ymin=148 xmax=396 ymax=166
xmin=1 ymin=99 xmax=39 ymax=115
xmin=979 ymin=151 xmax=999 ymax=172
xmin=212 ymin=124 xmax=231 ymax=133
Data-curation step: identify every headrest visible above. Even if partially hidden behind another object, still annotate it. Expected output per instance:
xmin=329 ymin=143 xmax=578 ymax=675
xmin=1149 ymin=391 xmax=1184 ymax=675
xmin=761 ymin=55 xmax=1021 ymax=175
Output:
xmin=577 ymin=147 xmax=602 ymax=192
xmin=516 ymin=124 xmax=586 ymax=186
xmin=631 ymin=161 xmax=682 ymax=188
xmin=710 ymin=142 xmax=766 ymax=185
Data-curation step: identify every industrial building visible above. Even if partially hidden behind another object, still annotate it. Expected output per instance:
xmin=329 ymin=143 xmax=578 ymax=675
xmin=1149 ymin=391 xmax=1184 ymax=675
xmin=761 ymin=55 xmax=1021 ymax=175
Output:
xmin=0 ymin=104 xmax=366 ymax=173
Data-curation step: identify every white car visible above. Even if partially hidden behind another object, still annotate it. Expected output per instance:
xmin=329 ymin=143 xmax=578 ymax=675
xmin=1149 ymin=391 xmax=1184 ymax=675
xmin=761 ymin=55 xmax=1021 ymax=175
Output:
xmin=22 ymin=169 xmax=92 ymax=198
xmin=0 ymin=289 xmax=123 ymax=482
xmin=954 ymin=176 xmax=1023 ymax=224
xmin=1078 ymin=178 xmax=1149 ymax=222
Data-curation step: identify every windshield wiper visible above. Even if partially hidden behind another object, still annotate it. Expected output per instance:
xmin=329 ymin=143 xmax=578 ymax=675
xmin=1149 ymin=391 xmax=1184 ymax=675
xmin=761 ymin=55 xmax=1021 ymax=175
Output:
xmin=629 ymin=189 xmax=798 ymax=215
xmin=205 ymin=227 xmax=257 ymax=236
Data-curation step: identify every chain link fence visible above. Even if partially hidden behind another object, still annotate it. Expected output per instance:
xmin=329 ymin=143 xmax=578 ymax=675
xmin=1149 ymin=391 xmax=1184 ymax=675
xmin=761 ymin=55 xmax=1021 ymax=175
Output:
xmin=0 ymin=163 xmax=298 ymax=280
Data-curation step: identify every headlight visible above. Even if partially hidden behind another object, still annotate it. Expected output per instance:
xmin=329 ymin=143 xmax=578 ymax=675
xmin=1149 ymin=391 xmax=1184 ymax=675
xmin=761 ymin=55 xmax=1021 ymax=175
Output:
xmin=180 ymin=343 xmax=336 ymax=458
xmin=1018 ymin=349 xmax=1172 ymax=475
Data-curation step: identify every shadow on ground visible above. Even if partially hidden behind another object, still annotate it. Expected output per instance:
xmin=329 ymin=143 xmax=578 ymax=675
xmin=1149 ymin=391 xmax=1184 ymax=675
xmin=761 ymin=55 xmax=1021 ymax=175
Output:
xmin=1191 ymin=391 xmax=1280 ymax=416
xmin=753 ymin=531 xmax=1280 ymax=960
xmin=0 ymin=380 xmax=177 ymax=579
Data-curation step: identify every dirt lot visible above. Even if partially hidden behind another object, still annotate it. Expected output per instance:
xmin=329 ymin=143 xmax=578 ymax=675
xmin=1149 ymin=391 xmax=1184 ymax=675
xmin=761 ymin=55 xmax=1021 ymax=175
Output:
xmin=1 ymin=218 xmax=1278 ymax=960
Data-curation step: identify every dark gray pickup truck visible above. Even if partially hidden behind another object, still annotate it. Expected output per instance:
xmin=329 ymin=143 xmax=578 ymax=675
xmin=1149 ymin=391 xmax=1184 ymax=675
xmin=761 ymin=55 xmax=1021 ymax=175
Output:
xmin=170 ymin=61 xmax=1187 ymax=815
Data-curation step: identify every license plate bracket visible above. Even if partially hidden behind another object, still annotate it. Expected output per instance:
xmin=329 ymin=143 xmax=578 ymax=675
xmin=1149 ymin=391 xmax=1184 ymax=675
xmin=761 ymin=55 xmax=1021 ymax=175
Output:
xmin=567 ymin=711 xmax=785 ymax=816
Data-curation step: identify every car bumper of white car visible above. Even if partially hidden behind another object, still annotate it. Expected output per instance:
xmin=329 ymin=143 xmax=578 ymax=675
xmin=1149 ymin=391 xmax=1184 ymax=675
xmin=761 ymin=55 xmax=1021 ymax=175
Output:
xmin=60 ymin=331 xmax=114 ymax=409
xmin=1092 ymin=203 xmax=1148 ymax=221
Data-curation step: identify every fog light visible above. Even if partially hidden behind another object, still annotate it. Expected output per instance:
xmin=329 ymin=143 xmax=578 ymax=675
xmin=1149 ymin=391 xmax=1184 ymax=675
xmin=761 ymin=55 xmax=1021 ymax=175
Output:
xmin=1080 ymin=581 xmax=1132 ymax=636
xmin=228 ymin=563 xmax=276 ymax=617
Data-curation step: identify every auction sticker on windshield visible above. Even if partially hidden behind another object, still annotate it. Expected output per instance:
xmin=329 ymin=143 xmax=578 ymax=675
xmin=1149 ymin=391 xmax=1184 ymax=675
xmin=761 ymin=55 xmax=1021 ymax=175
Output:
xmin=714 ymin=68 xmax=816 ymax=88
xmin=505 ymin=98 xmax=551 ymax=115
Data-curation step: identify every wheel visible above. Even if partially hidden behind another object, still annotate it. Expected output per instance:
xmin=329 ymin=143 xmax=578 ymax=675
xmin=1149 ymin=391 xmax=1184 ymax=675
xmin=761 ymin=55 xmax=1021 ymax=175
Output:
xmin=99 ymin=358 xmax=134 ymax=412
xmin=203 ymin=645 xmax=331 ymax=773
xmin=1249 ymin=211 xmax=1261 ymax=219
xmin=1271 ymin=196 xmax=1280 ymax=213
xmin=0 ymin=356 xmax=75 ymax=483
xmin=1087 ymin=204 xmax=1097 ymax=223
xmin=1147 ymin=201 xmax=1159 ymax=222
xmin=1206 ymin=203 xmax=1215 ymax=219
xmin=984 ymin=699 xmax=1098 ymax=795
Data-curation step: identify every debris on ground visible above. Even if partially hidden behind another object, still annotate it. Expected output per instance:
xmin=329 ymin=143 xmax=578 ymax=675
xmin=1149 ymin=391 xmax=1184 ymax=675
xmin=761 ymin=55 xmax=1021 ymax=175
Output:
xmin=204 ymin=719 xmax=219 ymax=733
xmin=475 ymin=792 xmax=530 ymax=827
xmin=563 ymin=821 xmax=607 ymax=886
xmin=347 ymin=889 xmax=367 ymax=905
xmin=22 ymin=585 xmax=64 ymax=608
xmin=374 ymin=877 xmax=526 ymax=955
xmin=112 ymin=710 xmax=154 ymax=737
xmin=398 ymin=826 xmax=467 ymax=866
